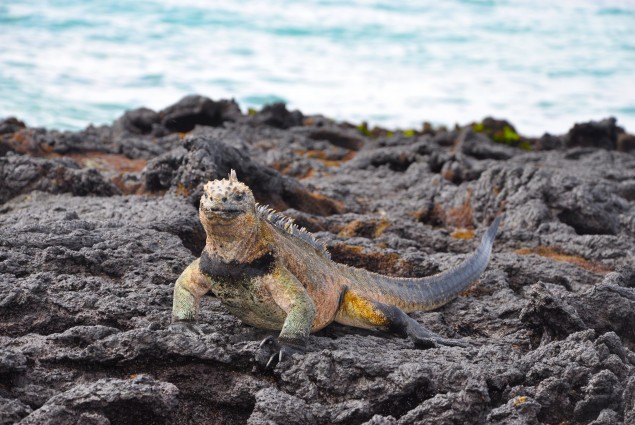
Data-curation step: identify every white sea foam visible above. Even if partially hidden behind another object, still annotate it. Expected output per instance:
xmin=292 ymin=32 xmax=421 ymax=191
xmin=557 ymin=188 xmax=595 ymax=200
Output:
xmin=1 ymin=0 xmax=634 ymax=135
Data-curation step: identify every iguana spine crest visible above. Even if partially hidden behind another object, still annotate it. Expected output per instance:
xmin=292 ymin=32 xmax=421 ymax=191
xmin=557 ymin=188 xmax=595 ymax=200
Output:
xmin=255 ymin=203 xmax=330 ymax=259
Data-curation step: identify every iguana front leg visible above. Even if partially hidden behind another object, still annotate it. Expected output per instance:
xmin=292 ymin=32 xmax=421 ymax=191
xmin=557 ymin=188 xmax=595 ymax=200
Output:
xmin=171 ymin=259 xmax=211 ymax=334
xmin=260 ymin=265 xmax=316 ymax=366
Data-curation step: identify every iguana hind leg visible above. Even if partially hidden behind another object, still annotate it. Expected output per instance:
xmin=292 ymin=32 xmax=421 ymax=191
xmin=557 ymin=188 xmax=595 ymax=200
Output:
xmin=334 ymin=289 xmax=466 ymax=348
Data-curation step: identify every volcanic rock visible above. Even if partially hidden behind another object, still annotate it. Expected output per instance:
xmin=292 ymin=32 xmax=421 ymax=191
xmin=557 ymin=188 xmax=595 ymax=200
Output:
xmin=1 ymin=98 xmax=634 ymax=424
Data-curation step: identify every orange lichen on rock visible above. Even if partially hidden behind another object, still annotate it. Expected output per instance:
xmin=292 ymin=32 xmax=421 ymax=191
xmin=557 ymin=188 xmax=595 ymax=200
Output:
xmin=410 ymin=202 xmax=446 ymax=226
xmin=67 ymin=152 xmax=147 ymax=174
xmin=5 ymin=130 xmax=47 ymax=156
xmin=373 ymin=219 xmax=391 ymax=238
xmin=293 ymin=149 xmax=356 ymax=167
xmin=338 ymin=218 xmax=390 ymax=239
xmin=441 ymin=167 xmax=455 ymax=182
xmin=446 ymin=189 xmax=474 ymax=229
xmin=271 ymin=161 xmax=317 ymax=179
xmin=330 ymin=244 xmax=415 ymax=276
xmin=175 ymin=183 xmax=191 ymax=197
xmin=515 ymin=246 xmax=613 ymax=274
xmin=111 ymin=175 xmax=144 ymax=195
xmin=460 ymin=280 xmax=495 ymax=298
xmin=271 ymin=161 xmax=293 ymax=175
xmin=297 ymin=168 xmax=317 ymax=179
xmin=63 ymin=152 xmax=147 ymax=195
xmin=285 ymin=189 xmax=346 ymax=216
xmin=451 ymin=228 xmax=475 ymax=239
xmin=5 ymin=133 xmax=148 ymax=175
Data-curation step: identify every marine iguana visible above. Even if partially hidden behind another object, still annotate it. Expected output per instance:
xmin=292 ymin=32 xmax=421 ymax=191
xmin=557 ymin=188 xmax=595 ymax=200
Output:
xmin=171 ymin=170 xmax=501 ymax=365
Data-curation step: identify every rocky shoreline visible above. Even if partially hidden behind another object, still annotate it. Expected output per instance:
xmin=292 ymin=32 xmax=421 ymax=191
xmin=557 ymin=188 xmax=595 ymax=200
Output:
xmin=1 ymin=95 xmax=634 ymax=424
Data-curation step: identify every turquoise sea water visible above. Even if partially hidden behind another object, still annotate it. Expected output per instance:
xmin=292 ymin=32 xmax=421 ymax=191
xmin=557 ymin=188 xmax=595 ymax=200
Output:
xmin=1 ymin=0 xmax=634 ymax=135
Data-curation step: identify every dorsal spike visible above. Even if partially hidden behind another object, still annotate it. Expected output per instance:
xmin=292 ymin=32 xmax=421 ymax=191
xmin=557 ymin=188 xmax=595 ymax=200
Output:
xmin=255 ymin=204 xmax=330 ymax=259
xmin=229 ymin=169 xmax=238 ymax=182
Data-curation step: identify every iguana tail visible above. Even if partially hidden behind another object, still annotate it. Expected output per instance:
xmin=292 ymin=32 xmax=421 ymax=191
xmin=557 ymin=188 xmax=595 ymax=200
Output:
xmin=355 ymin=216 xmax=501 ymax=313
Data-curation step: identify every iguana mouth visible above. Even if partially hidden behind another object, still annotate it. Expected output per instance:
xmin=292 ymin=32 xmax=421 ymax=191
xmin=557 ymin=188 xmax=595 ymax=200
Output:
xmin=203 ymin=208 xmax=243 ymax=218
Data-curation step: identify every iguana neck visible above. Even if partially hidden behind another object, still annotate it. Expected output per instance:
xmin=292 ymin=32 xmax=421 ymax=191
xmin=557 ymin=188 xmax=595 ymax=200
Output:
xmin=202 ymin=213 xmax=269 ymax=263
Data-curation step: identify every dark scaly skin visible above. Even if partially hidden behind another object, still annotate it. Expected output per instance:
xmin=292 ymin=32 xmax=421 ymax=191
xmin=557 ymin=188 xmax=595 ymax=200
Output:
xmin=171 ymin=170 xmax=501 ymax=364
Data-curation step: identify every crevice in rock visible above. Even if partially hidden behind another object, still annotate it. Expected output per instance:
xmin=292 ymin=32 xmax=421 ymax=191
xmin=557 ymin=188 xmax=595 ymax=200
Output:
xmin=557 ymin=209 xmax=619 ymax=235
xmin=174 ymin=393 xmax=254 ymax=425
xmin=390 ymin=392 xmax=435 ymax=421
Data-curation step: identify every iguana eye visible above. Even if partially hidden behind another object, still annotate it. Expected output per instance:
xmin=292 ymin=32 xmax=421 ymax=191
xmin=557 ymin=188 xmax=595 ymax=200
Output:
xmin=235 ymin=193 xmax=244 ymax=201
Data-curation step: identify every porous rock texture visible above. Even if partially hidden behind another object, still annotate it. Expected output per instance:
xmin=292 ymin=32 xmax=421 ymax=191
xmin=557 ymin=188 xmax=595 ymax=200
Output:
xmin=1 ymin=95 xmax=635 ymax=424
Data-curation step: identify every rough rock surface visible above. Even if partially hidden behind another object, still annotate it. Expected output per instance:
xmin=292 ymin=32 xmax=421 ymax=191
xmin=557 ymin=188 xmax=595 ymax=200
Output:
xmin=1 ymin=96 xmax=634 ymax=424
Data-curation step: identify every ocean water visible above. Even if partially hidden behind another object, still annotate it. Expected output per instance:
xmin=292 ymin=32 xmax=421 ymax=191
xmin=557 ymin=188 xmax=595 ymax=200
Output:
xmin=1 ymin=0 xmax=634 ymax=136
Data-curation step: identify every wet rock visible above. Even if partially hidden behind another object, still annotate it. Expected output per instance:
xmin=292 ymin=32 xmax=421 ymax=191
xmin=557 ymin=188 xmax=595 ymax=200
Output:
xmin=0 ymin=117 xmax=26 ymax=136
xmin=565 ymin=117 xmax=620 ymax=150
xmin=159 ymin=95 xmax=242 ymax=132
xmin=113 ymin=107 xmax=161 ymax=135
xmin=143 ymin=147 xmax=187 ymax=191
xmin=617 ymin=133 xmax=635 ymax=152
xmin=305 ymin=127 xmax=365 ymax=151
xmin=251 ymin=102 xmax=304 ymax=129
xmin=535 ymin=133 xmax=564 ymax=150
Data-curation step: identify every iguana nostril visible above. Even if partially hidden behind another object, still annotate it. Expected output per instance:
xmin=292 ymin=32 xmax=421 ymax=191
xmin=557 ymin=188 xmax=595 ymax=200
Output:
xmin=222 ymin=197 xmax=227 ymax=202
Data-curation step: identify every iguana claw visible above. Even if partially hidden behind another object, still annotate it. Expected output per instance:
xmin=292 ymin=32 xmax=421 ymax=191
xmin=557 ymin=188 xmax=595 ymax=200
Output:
xmin=259 ymin=336 xmax=305 ymax=368
xmin=168 ymin=321 xmax=204 ymax=336
xmin=259 ymin=335 xmax=276 ymax=348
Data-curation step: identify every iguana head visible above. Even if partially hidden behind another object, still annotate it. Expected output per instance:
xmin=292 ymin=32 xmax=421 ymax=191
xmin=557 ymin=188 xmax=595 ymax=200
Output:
xmin=199 ymin=170 xmax=266 ymax=262
xmin=200 ymin=170 xmax=256 ymax=224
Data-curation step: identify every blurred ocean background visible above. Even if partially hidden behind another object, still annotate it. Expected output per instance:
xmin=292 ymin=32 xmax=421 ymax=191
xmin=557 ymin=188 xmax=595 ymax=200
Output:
xmin=1 ymin=0 xmax=634 ymax=136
